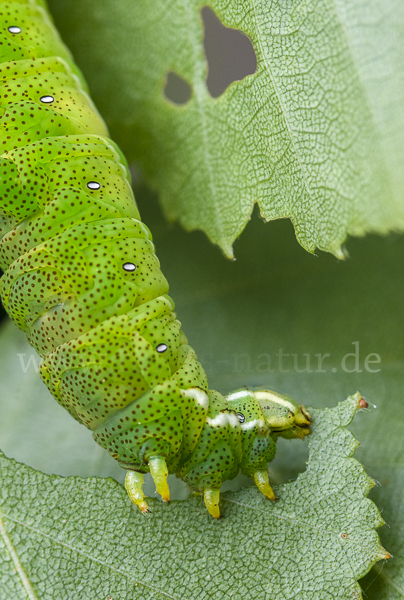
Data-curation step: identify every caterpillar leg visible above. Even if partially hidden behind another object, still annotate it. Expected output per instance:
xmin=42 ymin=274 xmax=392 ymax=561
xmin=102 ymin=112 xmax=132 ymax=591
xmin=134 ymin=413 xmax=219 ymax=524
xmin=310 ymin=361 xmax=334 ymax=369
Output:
xmin=125 ymin=471 xmax=150 ymax=514
xmin=149 ymin=456 xmax=170 ymax=502
xmin=204 ymin=488 xmax=221 ymax=519
xmin=254 ymin=470 xmax=276 ymax=501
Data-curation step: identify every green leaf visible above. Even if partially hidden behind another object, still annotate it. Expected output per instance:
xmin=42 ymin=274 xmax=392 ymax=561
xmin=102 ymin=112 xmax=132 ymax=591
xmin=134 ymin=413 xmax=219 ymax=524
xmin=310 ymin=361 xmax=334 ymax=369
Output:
xmin=0 ymin=394 xmax=385 ymax=600
xmin=47 ymin=0 xmax=404 ymax=256
xmin=350 ymin=396 xmax=404 ymax=600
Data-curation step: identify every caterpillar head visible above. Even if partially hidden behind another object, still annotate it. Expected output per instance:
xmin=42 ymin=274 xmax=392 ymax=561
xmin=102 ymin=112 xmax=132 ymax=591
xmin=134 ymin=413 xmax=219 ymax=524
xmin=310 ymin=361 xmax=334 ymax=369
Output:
xmin=254 ymin=390 xmax=311 ymax=439
xmin=226 ymin=389 xmax=311 ymax=438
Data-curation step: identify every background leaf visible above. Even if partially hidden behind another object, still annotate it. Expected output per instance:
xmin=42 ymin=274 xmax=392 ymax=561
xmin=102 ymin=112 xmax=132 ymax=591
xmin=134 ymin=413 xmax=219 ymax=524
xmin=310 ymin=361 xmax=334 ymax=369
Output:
xmin=0 ymin=396 xmax=386 ymax=600
xmin=47 ymin=0 xmax=404 ymax=256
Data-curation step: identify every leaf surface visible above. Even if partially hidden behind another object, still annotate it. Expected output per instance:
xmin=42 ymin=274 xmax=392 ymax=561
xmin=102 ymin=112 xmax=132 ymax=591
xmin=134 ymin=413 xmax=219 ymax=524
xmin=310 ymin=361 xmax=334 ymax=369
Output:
xmin=47 ymin=0 xmax=404 ymax=256
xmin=0 ymin=395 xmax=385 ymax=600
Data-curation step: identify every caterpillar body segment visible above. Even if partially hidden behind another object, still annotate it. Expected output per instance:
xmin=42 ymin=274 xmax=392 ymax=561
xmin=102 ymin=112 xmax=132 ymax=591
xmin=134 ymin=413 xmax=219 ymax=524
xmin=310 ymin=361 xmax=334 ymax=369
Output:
xmin=0 ymin=0 xmax=312 ymax=518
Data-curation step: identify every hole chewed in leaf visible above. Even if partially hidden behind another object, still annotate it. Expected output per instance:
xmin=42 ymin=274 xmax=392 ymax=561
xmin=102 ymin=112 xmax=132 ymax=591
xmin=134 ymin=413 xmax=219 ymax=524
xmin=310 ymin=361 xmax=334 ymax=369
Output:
xmin=164 ymin=71 xmax=192 ymax=105
xmin=202 ymin=6 xmax=257 ymax=98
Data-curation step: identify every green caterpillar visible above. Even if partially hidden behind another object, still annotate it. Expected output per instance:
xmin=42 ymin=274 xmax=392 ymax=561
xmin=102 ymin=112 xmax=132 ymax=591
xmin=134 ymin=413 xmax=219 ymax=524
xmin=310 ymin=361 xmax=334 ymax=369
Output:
xmin=0 ymin=0 xmax=311 ymax=517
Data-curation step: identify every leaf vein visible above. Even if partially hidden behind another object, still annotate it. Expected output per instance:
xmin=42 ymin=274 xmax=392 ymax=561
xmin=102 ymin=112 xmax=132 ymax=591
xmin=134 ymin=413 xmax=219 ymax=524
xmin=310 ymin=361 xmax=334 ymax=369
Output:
xmin=1 ymin=512 xmax=180 ymax=600
xmin=0 ymin=511 xmax=39 ymax=600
